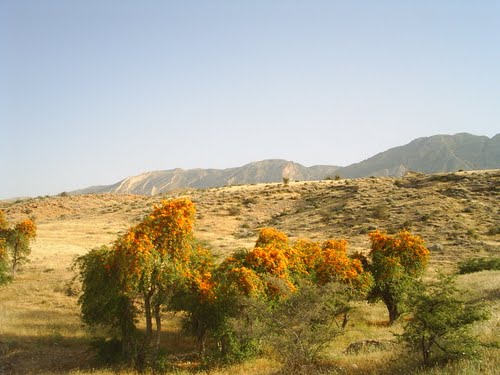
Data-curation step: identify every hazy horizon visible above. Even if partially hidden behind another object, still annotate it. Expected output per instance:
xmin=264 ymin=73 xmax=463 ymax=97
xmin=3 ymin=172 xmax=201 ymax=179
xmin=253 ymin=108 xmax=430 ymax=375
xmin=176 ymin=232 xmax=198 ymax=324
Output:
xmin=2 ymin=1 xmax=499 ymax=198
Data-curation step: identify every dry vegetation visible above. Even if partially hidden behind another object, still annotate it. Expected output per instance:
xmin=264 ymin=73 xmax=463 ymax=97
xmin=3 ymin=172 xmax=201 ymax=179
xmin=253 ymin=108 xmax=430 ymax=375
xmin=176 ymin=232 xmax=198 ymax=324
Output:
xmin=0 ymin=170 xmax=499 ymax=374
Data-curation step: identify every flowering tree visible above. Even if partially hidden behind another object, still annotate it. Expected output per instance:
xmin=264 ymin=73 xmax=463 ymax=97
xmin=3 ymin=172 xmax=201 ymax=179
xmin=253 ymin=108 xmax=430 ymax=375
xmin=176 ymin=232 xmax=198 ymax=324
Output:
xmin=0 ymin=210 xmax=37 ymax=279
xmin=76 ymin=198 xmax=208 ymax=366
xmin=367 ymin=230 xmax=429 ymax=325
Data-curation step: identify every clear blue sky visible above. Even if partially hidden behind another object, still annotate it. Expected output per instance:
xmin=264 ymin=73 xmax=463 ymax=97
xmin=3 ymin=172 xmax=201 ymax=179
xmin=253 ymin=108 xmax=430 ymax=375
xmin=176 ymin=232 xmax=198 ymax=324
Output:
xmin=1 ymin=0 xmax=499 ymax=198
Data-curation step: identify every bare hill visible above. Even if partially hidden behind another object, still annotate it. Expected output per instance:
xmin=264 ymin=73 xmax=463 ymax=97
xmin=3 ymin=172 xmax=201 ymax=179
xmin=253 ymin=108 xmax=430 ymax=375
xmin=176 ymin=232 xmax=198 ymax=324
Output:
xmin=71 ymin=159 xmax=340 ymax=196
xmin=70 ymin=133 xmax=500 ymax=196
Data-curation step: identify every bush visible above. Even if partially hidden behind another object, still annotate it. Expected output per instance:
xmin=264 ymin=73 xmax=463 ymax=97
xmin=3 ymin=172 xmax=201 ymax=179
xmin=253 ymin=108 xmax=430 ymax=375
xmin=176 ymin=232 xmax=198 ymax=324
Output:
xmin=400 ymin=274 xmax=489 ymax=366
xmin=372 ymin=205 xmax=389 ymax=219
xmin=260 ymin=282 xmax=350 ymax=368
xmin=486 ymin=225 xmax=500 ymax=236
xmin=457 ymin=257 xmax=500 ymax=274
xmin=228 ymin=206 xmax=242 ymax=216
xmin=90 ymin=337 xmax=127 ymax=364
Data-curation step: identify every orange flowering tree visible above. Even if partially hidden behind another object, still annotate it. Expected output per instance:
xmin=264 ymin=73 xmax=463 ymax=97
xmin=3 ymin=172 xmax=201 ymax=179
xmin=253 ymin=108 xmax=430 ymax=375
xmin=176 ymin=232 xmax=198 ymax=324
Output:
xmin=219 ymin=228 xmax=372 ymax=302
xmin=367 ymin=230 xmax=429 ymax=325
xmin=76 ymin=198 xmax=211 ymax=366
xmin=0 ymin=210 xmax=37 ymax=279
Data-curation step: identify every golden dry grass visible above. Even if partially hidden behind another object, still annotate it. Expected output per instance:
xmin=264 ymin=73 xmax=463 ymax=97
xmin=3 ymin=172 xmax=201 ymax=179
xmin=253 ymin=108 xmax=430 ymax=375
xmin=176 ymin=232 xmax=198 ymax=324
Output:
xmin=0 ymin=170 xmax=499 ymax=374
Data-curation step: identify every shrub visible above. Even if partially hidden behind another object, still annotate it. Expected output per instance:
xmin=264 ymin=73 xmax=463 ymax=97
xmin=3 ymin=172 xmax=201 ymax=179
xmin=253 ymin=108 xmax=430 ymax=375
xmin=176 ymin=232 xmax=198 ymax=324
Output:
xmin=228 ymin=206 xmax=242 ymax=216
xmin=486 ymin=225 xmax=500 ymax=236
xmin=400 ymin=274 xmax=489 ymax=366
xmin=372 ymin=205 xmax=389 ymax=219
xmin=260 ymin=282 xmax=351 ymax=368
xmin=457 ymin=257 xmax=500 ymax=274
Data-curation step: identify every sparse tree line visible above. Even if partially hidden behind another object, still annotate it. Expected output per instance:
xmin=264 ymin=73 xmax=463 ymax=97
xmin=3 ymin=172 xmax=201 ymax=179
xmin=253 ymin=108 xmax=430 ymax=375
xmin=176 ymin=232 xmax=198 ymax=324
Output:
xmin=71 ymin=198 xmax=490 ymax=371
xmin=0 ymin=210 xmax=37 ymax=284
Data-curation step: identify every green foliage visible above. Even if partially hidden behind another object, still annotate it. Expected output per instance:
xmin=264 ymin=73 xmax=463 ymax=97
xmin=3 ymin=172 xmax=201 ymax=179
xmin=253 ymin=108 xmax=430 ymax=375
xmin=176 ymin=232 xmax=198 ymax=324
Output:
xmin=90 ymin=337 xmax=128 ymax=365
xmin=457 ymin=257 xmax=500 ymax=274
xmin=400 ymin=274 xmax=489 ymax=366
xmin=0 ymin=239 xmax=11 ymax=285
xmin=282 ymin=177 xmax=290 ymax=186
xmin=260 ymin=282 xmax=351 ymax=368
xmin=486 ymin=225 xmax=500 ymax=236
xmin=74 ymin=246 xmax=137 ymax=359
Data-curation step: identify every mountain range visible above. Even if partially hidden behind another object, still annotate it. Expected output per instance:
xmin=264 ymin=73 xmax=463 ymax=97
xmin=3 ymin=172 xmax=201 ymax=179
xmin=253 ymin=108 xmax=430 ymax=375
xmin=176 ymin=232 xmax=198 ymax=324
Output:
xmin=73 ymin=133 xmax=500 ymax=196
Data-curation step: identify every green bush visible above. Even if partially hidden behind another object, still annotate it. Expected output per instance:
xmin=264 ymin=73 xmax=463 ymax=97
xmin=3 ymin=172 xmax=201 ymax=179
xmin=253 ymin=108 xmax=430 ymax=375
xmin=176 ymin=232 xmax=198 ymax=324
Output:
xmin=228 ymin=206 xmax=242 ymax=216
xmin=400 ymin=274 xmax=489 ymax=366
xmin=457 ymin=257 xmax=500 ymax=274
xmin=260 ymin=282 xmax=351 ymax=368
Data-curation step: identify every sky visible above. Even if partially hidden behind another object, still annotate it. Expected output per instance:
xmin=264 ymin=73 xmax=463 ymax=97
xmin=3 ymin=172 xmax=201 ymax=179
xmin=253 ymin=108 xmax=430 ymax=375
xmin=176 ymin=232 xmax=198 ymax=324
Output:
xmin=1 ymin=0 xmax=499 ymax=199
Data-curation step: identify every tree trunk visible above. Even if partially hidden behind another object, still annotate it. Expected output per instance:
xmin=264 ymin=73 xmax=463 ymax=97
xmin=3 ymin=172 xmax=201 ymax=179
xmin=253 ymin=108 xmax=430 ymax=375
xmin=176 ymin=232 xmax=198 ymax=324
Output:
xmin=383 ymin=293 xmax=399 ymax=325
xmin=341 ymin=313 xmax=349 ymax=329
xmin=137 ymin=290 xmax=154 ymax=370
xmin=154 ymin=302 xmax=162 ymax=355
xmin=422 ymin=336 xmax=430 ymax=366
xmin=10 ymin=242 xmax=19 ymax=277
xmin=144 ymin=292 xmax=153 ymax=341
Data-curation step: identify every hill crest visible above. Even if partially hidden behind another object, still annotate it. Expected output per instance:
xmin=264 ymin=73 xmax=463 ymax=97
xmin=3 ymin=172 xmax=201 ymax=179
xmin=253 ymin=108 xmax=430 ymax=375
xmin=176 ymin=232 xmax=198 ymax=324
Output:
xmin=72 ymin=133 xmax=499 ymax=196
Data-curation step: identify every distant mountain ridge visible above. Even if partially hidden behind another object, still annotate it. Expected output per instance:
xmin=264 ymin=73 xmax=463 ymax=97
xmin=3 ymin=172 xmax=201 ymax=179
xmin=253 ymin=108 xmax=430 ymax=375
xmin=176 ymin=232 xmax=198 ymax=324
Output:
xmin=72 ymin=133 xmax=500 ymax=196
xmin=337 ymin=133 xmax=500 ymax=178
xmin=73 ymin=160 xmax=340 ymax=196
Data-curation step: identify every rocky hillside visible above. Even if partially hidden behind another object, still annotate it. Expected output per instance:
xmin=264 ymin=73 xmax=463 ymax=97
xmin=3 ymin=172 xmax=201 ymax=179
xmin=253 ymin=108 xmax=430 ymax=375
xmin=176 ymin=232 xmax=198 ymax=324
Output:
xmin=71 ymin=133 xmax=499 ymax=196
xmin=337 ymin=133 xmax=500 ymax=178
xmin=72 ymin=160 xmax=340 ymax=196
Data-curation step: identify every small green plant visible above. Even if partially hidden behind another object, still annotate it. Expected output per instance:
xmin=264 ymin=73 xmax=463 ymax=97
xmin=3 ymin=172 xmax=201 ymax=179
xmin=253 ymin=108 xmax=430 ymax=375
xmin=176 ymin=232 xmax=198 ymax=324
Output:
xmin=486 ymin=225 xmax=500 ymax=236
xmin=400 ymin=273 xmax=489 ymax=366
xmin=260 ymin=282 xmax=351 ymax=368
xmin=228 ymin=206 xmax=242 ymax=216
xmin=457 ymin=257 xmax=500 ymax=274
xmin=372 ymin=204 xmax=389 ymax=220
xmin=242 ymin=197 xmax=257 ymax=205
xmin=282 ymin=177 xmax=290 ymax=186
xmin=466 ymin=228 xmax=478 ymax=239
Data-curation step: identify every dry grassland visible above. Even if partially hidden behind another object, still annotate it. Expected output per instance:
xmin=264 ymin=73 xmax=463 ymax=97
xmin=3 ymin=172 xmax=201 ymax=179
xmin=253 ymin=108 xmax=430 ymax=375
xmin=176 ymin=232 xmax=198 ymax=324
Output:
xmin=0 ymin=170 xmax=498 ymax=374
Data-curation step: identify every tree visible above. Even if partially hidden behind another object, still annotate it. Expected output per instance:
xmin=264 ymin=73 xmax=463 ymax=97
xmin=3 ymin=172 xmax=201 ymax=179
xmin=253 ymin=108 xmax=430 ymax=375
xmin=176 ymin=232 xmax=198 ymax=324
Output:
xmin=76 ymin=198 xmax=204 ymax=367
xmin=400 ymin=274 xmax=489 ymax=366
xmin=6 ymin=218 xmax=37 ymax=277
xmin=0 ymin=210 xmax=37 ymax=280
xmin=367 ymin=230 xmax=429 ymax=325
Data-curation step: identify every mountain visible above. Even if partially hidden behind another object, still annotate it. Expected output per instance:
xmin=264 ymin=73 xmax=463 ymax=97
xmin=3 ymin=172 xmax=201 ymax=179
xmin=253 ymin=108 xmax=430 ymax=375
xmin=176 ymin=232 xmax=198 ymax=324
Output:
xmin=72 ymin=133 xmax=500 ymax=196
xmin=72 ymin=160 xmax=340 ymax=196
xmin=336 ymin=133 xmax=500 ymax=178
